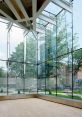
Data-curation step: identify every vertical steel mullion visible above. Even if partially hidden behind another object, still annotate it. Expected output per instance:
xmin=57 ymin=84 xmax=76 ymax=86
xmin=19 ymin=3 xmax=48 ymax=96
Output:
xmin=72 ymin=11 xmax=74 ymax=99
xmin=23 ymin=65 xmax=25 ymax=94
xmin=7 ymin=31 xmax=10 ymax=95
xmin=45 ymin=27 xmax=47 ymax=95
xmin=37 ymin=34 xmax=38 ymax=94
xmin=23 ymin=35 xmax=25 ymax=94
xmin=56 ymin=16 xmax=58 ymax=96
xmin=7 ymin=61 xmax=8 ymax=95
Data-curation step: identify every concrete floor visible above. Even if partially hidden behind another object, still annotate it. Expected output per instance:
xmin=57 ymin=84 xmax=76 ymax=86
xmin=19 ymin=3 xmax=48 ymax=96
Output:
xmin=0 ymin=98 xmax=82 ymax=117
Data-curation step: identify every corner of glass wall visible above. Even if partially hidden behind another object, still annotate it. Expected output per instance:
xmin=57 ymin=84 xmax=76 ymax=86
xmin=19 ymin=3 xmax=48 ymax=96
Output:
xmin=24 ymin=31 xmax=37 ymax=94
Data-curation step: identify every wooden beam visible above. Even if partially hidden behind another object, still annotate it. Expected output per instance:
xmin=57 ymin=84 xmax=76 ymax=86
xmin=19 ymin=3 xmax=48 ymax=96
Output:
xmin=0 ymin=2 xmax=16 ymax=20
xmin=16 ymin=0 xmax=29 ymax=20
xmin=0 ymin=9 xmax=28 ymax=30
xmin=0 ymin=9 xmax=14 ymax=22
xmin=16 ymin=17 xmax=33 ymax=23
xmin=4 ymin=0 xmax=21 ymax=20
xmin=32 ymin=0 xmax=37 ymax=31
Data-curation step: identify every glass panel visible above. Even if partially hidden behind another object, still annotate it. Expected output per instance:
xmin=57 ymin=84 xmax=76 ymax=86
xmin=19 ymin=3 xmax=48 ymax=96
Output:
xmin=45 ymin=60 xmax=56 ymax=95
xmin=38 ymin=33 xmax=45 ymax=63
xmin=8 ymin=62 xmax=24 ymax=95
xmin=57 ymin=54 xmax=72 ymax=98
xmin=38 ymin=64 xmax=45 ymax=94
xmin=73 ymin=0 xmax=82 ymax=50
xmin=46 ymin=77 xmax=56 ymax=95
xmin=42 ymin=10 xmax=56 ymax=19
xmin=36 ymin=18 xmax=48 ymax=26
xmin=45 ymin=23 xmax=56 ymax=62
xmin=25 ymin=32 xmax=37 ymax=64
xmin=57 ymin=10 xmax=72 ymax=56
xmin=9 ymin=26 xmax=24 ymax=62
xmin=38 ymin=63 xmax=45 ymax=79
xmin=0 ymin=61 xmax=7 ymax=96
xmin=38 ymin=78 xmax=45 ymax=94
xmin=36 ymin=23 xmax=45 ymax=32
xmin=73 ymin=49 xmax=82 ymax=100
xmin=0 ymin=22 xmax=7 ymax=60
xmin=25 ymin=64 xmax=37 ymax=94
xmin=44 ymin=2 xmax=62 ymax=15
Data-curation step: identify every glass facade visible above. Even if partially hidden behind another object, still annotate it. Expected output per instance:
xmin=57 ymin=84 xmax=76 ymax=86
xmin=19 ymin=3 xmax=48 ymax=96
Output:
xmin=0 ymin=0 xmax=82 ymax=101
xmin=0 ymin=21 xmax=37 ymax=95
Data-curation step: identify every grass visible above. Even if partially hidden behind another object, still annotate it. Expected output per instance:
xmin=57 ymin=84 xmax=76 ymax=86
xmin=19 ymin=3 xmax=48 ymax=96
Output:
xmin=45 ymin=90 xmax=82 ymax=101
xmin=74 ymin=91 xmax=82 ymax=95
xmin=38 ymin=89 xmax=82 ymax=100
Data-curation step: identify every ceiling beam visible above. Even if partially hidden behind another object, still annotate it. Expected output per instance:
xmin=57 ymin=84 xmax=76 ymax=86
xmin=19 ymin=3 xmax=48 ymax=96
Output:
xmin=5 ymin=0 xmax=21 ymax=20
xmin=52 ymin=0 xmax=73 ymax=13
xmin=36 ymin=0 xmax=50 ymax=18
xmin=0 ymin=9 xmax=14 ymax=22
xmin=32 ymin=0 xmax=37 ymax=31
xmin=16 ymin=17 xmax=33 ymax=22
xmin=0 ymin=9 xmax=28 ymax=30
xmin=16 ymin=0 xmax=29 ymax=20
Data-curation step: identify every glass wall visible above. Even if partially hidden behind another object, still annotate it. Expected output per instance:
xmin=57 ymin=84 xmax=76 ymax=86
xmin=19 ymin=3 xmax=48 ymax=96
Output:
xmin=0 ymin=0 xmax=82 ymax=101
xmin=0 ymin=19 xmax=37 ymax=95
xmin=0 ymin=21 xmax=8 ymax=95
xmin=38 ymin=1 xmax=82 ymax=101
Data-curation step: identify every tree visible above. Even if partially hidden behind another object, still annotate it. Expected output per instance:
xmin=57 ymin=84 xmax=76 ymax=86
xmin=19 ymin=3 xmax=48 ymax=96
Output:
xmin=8 ymin=36 xmax=37 ymax=79
xmin=0 ymin=67 xmax=6 ymax=78
xmin=40 ymin=10 xmax=79 ymax=90
xmin=45 ymin=11 xmax=74 ymax=77
xmin=73 ymin=49 xmax=82 ymax=74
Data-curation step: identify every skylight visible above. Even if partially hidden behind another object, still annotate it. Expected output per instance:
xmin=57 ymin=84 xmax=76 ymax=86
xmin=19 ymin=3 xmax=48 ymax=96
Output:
xmin=44 ymin=2 xmax=62 ymax=15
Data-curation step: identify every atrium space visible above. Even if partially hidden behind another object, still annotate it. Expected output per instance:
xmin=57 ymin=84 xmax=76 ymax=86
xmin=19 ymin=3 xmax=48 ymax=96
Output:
xmin=0 ymin=0 xmax=82 ymax=117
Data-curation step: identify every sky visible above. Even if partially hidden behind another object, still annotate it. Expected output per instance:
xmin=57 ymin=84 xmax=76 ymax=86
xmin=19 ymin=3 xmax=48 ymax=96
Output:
xmin=0 ymin=0 xmax=82 ymax=69
xmin=73 ymin=0 xmax=82 ymax=48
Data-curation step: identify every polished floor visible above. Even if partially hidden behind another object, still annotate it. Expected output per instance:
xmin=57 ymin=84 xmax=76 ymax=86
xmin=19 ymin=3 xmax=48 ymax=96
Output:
xmin=0 ymin=98 xmax=82 ymax=117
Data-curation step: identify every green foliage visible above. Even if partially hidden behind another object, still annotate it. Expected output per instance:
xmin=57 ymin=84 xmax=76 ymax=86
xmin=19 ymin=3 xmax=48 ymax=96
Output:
xmin=8 ymin=36 xmax=37 ymax=78
xmin=44 ymin=10 xmax=79 ymax=78
xmin=0 ymin=67 xmax=6 ymax=78
xmin=73 ymin=49 xmax=82 ymax=73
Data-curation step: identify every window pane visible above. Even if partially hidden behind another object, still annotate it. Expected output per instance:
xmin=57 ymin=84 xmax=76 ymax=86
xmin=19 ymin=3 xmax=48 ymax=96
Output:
xmin=8 ymin=62 xmax=24 ymax=95
xmin=0 ymin=61 xmax=7 ymax=96
xmin=57 ymin=54 xmax=72 ymax=98
xmin=0 ymin=22 xmax=7 ymax=60
xmin=44 ymin=2 xmax=62 ymax=15
xmin=25 ymin=64 xmax=37 ymax=94
xmin=73 ymin=49 xmax=82 ymax=100
xmin=38 ymin=78 xmax=45 ymax=94
xmin=9 ymin=26 xmax=24 ymax=62
xmin=25 ymin=32 xmax=37 ymax=64
xmin=73 ymin=0 xmax=82 ymax=50
xmin=57 ymin=10 xmax=72 ymax=56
